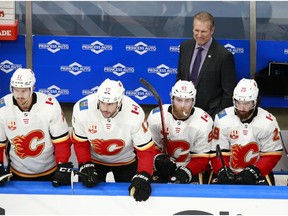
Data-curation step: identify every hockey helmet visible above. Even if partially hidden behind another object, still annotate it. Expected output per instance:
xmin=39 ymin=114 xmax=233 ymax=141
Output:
xmin=171 ymin=80 xmax=197 ymax=100
xmin=233 ymin=78 xmax=259 ymax=105
xmin=97 ymin=79 xmax=125 ymax=103
xmin=10 ymin=68 xmax=36 ymax=93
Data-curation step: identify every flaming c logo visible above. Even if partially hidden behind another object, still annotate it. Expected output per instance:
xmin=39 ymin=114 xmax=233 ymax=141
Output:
xmin=167 ymin=140 xmax=190 ymax=162
xmin=11 ymin=130 xmax=45 ymax=159
xmin=91 ymin=139 xmax=124 ymax=156
xmin=231 ymin=142 xmax=259 ymax=169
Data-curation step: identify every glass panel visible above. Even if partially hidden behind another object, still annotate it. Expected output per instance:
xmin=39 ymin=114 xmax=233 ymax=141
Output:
xmin=16 ymin=1 xmax=249 ymax=39
xmin=256 ymin=1 xmax=288 ymax=41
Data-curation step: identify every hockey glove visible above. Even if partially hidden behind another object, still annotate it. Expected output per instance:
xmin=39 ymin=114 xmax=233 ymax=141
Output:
xmin=235 ymin=166 xmax=261 ymax=185
xmin=217 ymin=167 xmax=236 ymax=184
xmin=52 ymin=162 xmax=73 ymax=187
xmin=78 ymin=162 xmax=99 ymax=188
xmin=129 ymin=171 xmax=152 ymax=202
xmin=154 ymin=154 xmax=176 ymax=178
xmin=169 ymin=166 xmax=192 ymax=184
xmin=0 ymin=163 xmax=10 ymax=186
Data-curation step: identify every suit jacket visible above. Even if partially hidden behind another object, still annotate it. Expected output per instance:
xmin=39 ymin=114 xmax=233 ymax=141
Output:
xmin=177 ymin=38 xmax=237 ymax=119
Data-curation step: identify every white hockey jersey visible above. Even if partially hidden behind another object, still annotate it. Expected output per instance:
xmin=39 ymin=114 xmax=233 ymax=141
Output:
xmin=211 ymin=107 xmax=283 ymax=175
xmin=147 ymin=104 xmax=213 ymax=174
xmin=0 ymin=92 xmax=71 ymax=177
xmin=72 ymin=94 xmax=153 ymax=166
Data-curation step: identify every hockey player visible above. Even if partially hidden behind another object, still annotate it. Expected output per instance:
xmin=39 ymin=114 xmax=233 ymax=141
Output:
xmin=71 ymin=78 xmax=155 ymax=202
xmin=0 ymin=68 xmax=73 ymax=186
xmin=147 ymin=80 xmax=213 ymax=184
xmin=210 ymin=78 xmax=283 ymax=185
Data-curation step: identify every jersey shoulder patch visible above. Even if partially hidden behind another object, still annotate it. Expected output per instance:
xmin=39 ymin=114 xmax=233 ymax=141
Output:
xmin=79 ymin=99 xmax=88 ymax=111
xmin=217 ymin=109 xmax=227 ymax=119
xmin=0 ymin=98 xmax=6 ymax=108
xmin=45 ymin=96 xmax=54 ymax=105
xmin=131 ymin=103 xmax=140 ymax=115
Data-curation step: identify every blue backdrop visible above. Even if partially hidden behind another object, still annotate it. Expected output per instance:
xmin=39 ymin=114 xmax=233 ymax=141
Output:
xmin=1 ymin=35 xmax=286 ymax=107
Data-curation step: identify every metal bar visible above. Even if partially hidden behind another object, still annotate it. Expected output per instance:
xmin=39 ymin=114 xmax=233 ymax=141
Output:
xmin=25 ymin=1 xmax=32 ymax=69
xmin=250 ymin=0 xmax=256 ymax=78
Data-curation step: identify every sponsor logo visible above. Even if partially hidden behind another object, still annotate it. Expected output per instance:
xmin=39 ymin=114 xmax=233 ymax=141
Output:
xmin=82 ymin=40 xmax=112 ymax=54
xmin=38 ymin=40 xmax=69 ymax=53
xmin=39 ymin=85 xmax=69 ymax=98
xmin=82 ymin=85 xmax=99 ymax=96
xmin=169 ymin=45 xmax=180 ymax=53
xmin=0 ymin=60 xmax=22 ymax=73
xmin=224 ymin=43 xmax=244 ymax=55
xmin=104 ymin=63 xmax=134 ymax=77
xmin=126 ymin=41 xmax=156 ymax=55
xmin=148 ymin=64 xmax=177 ymax=78
xmin=60 ymin=62 xmax=91 ymax=76
xmin=125 ymin=87 xmax=153 ymax=100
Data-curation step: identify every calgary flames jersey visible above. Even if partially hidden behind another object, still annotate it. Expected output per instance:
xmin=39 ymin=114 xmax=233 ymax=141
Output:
xmin=147 ymin=104 xmax=213 ymax=175
xmin=211 ymin=107 xmax=283 ymax=175
xmin=0 ymin=93 xmax=71 ymax=177
xmin=72 ymin=94 xmax=154 ymax=171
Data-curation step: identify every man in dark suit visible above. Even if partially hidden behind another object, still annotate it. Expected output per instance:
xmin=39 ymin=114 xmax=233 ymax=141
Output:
xmin=177 ymin=11 xmax=236 ymax=119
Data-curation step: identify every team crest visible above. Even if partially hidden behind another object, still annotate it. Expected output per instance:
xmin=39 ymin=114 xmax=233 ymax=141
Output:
xmin=88 ymin=124 xmax=97 ymax=134
xmin=230 ymin=129 xmax=239 ymax=140
xmin=8 ymin=121 xmax=16 ymax=131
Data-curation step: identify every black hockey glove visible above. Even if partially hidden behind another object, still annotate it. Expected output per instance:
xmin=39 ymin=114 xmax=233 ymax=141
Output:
xmin=129 ymin=171 xmax=152 ymax=202
xmin=217 ymin=167 xmax=236 ymax=184
xmin=52 ymin=162 xmax=73 ymax=187
xmin=169 ymin=166 xmax=192 ymax=184
xmin=235 ymin=166 xmax=261 ymax=185
xmin=154 ymin=154 xmax=177 ymax=178
xmin=78 ymin=162 xmax=99 ymax=188
xmin=0 ymin=163 xmax=10 ymax=186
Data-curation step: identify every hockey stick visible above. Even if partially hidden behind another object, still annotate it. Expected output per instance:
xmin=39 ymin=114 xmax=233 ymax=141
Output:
xmin=216 ymin=144 xmax=229 ymax=179
xmin=70 ymin=170 xmax=95 ymax=194
xmin=0 ymin=173 xmax=12 ymax=182
xmin=140 ymin=78 xmax=169 ymax=155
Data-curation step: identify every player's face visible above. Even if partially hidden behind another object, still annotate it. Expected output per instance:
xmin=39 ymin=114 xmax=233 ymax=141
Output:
xmin=193 ymin=20 xmax=214 ymax=46
xmin=234 ymin=100 xmax=255 ymax=121
xmin=172 ymin=96 xmax=193 ymax=119
xmin=99 ymin=101 xmax=118 ymax=118
xmin=12 ymin=87 xmax=32 ymax=107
